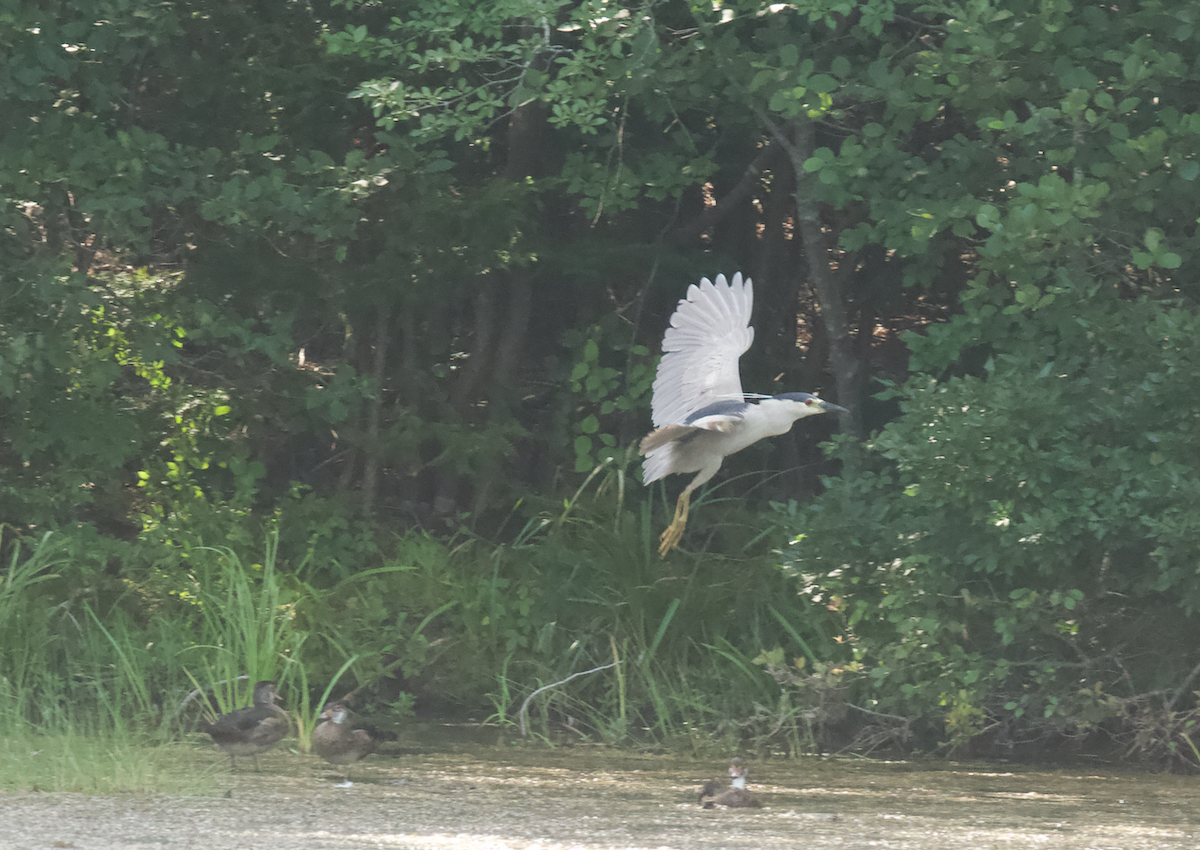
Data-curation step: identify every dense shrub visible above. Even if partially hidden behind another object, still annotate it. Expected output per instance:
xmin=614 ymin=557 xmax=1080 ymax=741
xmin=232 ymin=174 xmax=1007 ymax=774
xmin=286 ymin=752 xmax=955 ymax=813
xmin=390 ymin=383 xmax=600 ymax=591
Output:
xmin=781 ymin=288 xmax=1200 ymax=760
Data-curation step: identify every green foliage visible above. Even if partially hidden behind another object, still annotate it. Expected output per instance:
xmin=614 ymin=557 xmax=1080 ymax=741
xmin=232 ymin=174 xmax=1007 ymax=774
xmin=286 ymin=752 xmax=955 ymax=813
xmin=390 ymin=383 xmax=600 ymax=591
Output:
xmin=6 ymin=0 xmax=1200 ymax=765
xmin=0 ymin=530 xmax=210 ymax=791
xmin=0 ymin=268 xmax=173 ymax=527
xmin=330 ymin=1 xmax=651 ymax=140
xmin=0 ymin=530 xmax=65 ymax=722
xmin=176 ymin=535 xmax=305 ymax=709
xmin=565 ymin=323 xmax=654 ymax=472
xmin=0 ymin=733 xmax=208 ymax=794
xmin=783 ymin=288 xmax=1200 ymax=749
xmin=470 ymin=494 xmax=842 ymax=747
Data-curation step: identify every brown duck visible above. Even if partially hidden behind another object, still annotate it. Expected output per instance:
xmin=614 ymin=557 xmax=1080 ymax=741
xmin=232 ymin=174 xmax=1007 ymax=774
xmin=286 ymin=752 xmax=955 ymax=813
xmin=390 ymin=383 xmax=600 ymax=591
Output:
xmin=312 ymin=703 xmax=376 ymax=786
xmin=198 ymin=680 xmax=289 ymax=771
xmin=699 ymin=757 xmax=763 ymax=808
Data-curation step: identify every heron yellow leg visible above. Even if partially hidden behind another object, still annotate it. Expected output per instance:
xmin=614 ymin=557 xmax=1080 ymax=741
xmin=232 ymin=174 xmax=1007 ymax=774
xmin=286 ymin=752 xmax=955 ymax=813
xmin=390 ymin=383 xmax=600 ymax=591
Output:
xmin=658 ymin=489 xmax=692 ymax=558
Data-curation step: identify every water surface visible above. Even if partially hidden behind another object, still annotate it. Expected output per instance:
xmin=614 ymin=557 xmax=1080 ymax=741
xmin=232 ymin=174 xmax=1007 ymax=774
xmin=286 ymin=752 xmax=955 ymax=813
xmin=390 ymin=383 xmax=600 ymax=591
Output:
xmin=2 ymin=727 xmax=1197 ymax=849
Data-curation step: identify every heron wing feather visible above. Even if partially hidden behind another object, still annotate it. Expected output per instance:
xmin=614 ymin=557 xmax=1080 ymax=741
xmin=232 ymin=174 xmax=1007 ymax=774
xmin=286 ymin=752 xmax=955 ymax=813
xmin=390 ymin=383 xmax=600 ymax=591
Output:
xmin=652 ymin=273 xmax=753 ymax=426
xmin=639 ymin=410 xmax=745 ymax=456
xmin=639 ymin=424 xmax=696 ymax=454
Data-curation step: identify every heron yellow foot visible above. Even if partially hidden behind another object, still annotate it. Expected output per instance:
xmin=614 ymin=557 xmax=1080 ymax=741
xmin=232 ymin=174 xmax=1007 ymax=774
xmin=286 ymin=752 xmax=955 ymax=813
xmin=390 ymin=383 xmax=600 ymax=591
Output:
xmin=658 ymin=518 xmax=687 ymax=558
xmin=658 ymin=491 xmax=692 ymax=557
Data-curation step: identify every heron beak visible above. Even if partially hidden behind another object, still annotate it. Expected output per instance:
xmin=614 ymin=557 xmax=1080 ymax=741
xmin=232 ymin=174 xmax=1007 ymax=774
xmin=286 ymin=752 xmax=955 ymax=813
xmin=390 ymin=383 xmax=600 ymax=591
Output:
xmin=818 ymin=400 xmax=849 ymax=414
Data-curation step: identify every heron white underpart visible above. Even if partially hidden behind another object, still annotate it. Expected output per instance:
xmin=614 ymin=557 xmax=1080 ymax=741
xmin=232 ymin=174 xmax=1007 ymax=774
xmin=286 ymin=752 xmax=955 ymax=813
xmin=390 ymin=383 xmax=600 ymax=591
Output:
xmin=640 ymin=273 xmax=847 ymax=557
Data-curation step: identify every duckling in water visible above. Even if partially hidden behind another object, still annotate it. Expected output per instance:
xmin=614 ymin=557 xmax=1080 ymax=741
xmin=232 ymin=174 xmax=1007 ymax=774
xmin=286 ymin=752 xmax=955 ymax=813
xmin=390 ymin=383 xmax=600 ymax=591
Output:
xmin=312 ymin=703 xmax=376 ymax=786
xmin=198 ymin=680 xmax=289 ymax=771
xmin=699 ymin=757 xmax=763 ymax=808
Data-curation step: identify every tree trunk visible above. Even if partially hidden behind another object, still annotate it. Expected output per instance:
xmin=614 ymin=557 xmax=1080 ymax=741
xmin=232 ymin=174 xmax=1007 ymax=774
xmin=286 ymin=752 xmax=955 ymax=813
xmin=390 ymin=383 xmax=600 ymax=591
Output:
xmin=471 ymin=271 xmax=532 ymax=517
xmin=785 ymin=118 xmax=866 ymax=441
xmin=362 ymin=299 xmax=391 ymax=515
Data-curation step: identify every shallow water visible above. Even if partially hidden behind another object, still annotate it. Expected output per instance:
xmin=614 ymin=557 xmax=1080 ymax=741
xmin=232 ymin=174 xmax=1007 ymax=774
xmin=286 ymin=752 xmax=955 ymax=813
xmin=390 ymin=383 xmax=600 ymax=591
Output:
xmin=3 ymin=725 xmax=1198 ymax=849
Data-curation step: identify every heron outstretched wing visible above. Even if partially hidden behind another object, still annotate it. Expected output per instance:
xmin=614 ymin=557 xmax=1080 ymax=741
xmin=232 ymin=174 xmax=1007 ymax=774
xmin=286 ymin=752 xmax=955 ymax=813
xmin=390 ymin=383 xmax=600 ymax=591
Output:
xmin=651 ymin=273 xmax=754 ymax=427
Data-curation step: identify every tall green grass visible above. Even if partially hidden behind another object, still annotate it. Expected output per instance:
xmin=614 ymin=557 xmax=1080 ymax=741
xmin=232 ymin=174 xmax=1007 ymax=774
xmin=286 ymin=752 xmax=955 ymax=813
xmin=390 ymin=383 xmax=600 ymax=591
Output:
xmin=0 ymin=530 xmax=218 ymax=791
xmin=1 ymin=474 xmax=839 ymax=792
xmin=0 ymin=528 xmax=392 ymax=790
xmin=479 ymin=476 xmax=842 ymax=754
xmin=0 ymin=530 xmax=59 ymax=727
xmin=177 ymin=533 xmax=304 ymax=714
xmin=0 ymin=733 xmax=214 ymax=794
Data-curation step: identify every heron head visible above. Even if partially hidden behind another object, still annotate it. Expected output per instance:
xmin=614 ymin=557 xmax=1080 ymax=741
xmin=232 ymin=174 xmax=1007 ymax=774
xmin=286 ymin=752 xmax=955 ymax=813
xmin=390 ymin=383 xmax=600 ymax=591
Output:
xmin=772 ymin=392 xmax=848 ymax=415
